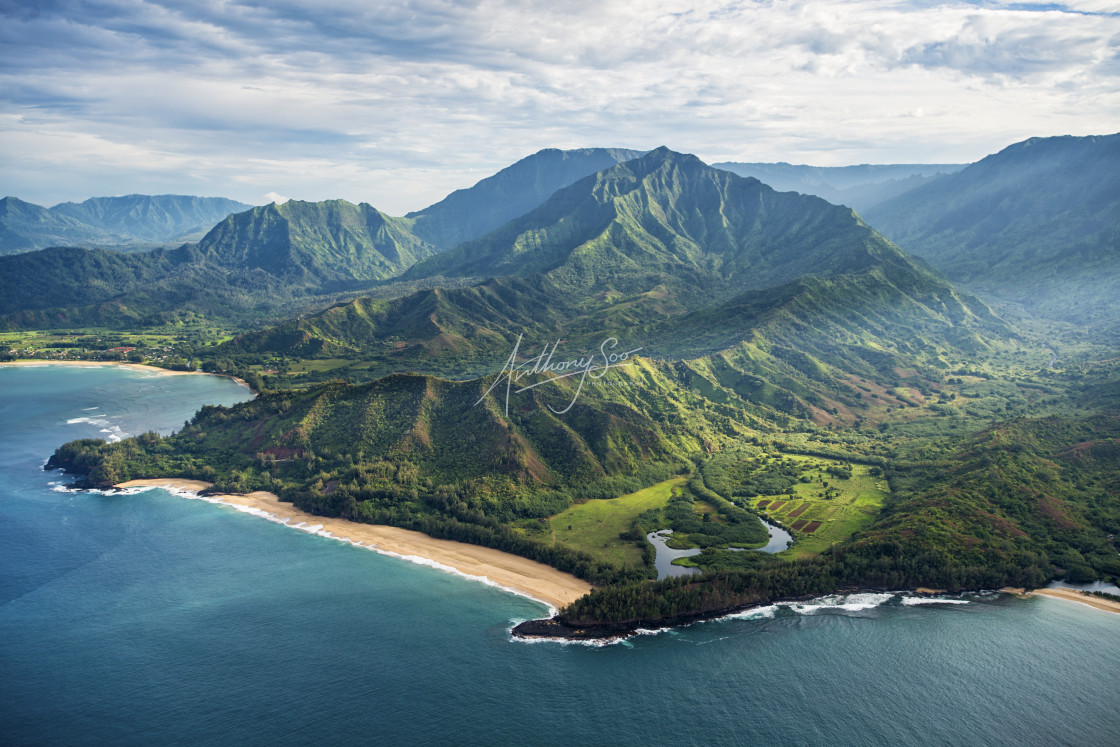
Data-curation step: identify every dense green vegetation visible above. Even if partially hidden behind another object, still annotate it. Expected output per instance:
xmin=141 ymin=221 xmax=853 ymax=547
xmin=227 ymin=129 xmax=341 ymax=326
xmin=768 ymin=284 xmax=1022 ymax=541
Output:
xmin=28 ymin=139 xmax=1120 ymax=635
xmin=559 ymin=411 xmax=1120 ymax=626
xmin=47 ymin=367 xmax=725 ymax=582
xmin=206 ymin=148 xmax=1006 ymax=398
xmin=0 ymin=199 xmax=447 ymax=331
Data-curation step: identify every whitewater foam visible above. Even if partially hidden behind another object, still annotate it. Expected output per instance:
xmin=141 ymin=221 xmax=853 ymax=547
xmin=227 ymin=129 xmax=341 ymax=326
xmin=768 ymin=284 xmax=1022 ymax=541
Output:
xmin=99 ymin=425 xmax=126 ymax=443
xmin=785 ymin=592 xmax=897 ymax=614
xmin=507 ymin=622 xmax=629 ymax=647
xmin=900 ymin=596 xmax=970 ymax=606
xmin=714 ymin=591 xmax=971 ymax=625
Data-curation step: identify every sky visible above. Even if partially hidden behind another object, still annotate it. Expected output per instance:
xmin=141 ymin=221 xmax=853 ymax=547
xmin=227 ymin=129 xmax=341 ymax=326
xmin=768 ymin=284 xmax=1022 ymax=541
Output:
xmin=1 ymin=0 xmax=1118 ymax=214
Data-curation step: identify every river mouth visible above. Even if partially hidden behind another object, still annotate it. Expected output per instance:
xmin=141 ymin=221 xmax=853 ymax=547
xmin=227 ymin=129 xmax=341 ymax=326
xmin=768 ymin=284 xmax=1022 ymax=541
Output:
xmin=647 ymin=519 xmax=794 ymax=579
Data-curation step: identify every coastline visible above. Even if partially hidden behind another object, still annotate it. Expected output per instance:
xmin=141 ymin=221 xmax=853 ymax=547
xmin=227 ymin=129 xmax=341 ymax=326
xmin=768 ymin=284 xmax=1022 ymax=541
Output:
xmin=1025 ymin=587 xmax=1120 ymax=616
xmin=1 ymin=360 xmax=252 ymax=391
xmin=114 ymin=478 xmax=592 ymax=611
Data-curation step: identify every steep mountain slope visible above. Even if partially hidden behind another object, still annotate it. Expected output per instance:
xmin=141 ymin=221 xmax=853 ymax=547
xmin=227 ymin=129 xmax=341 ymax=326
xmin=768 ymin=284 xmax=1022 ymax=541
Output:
xmin=217 ymin=149 xmax=1005 ymax=422
xmin=221 ymin=275 xmax=575 ymax=362
xmin=0 ymin=194 xmax=252 ymax=254
xmin=712 ymin=162 xmax=965 ymax=213
xmin=406 ymin=147 xmax=643 ymax=249
xmin=196 ymin=199 xmax=436 ymax=286
xmin=0 ymin=200 xmax=438 ymax=329
xmin=406 ymin=148 xmax=979 ymax=300
xmin=862 ymin=133 xmax=1120 ymax=325
xmin=51 ymin=194 xmax=252 ymax=244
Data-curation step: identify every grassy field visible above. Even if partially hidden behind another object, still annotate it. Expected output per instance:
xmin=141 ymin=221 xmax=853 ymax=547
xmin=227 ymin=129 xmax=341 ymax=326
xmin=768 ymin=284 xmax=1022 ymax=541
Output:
xmin=548 ymin=476 xmax=686 ymax=568
xmin=284 ymin=358 xmax=355 ymax=375
xmin=745 ymin=453 xmax=889 ymax=558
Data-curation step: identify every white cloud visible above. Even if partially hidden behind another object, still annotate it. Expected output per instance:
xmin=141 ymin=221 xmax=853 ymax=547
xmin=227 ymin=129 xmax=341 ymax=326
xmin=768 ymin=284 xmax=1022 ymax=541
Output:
xmin=0 ymin=1 xmax=1117 ymax=213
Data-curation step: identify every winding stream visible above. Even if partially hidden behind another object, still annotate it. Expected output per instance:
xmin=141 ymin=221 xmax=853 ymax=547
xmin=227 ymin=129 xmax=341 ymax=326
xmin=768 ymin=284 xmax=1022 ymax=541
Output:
xmin=646 ymin=530 xmax=702 ymax=578
xmin=751 ymin=518 xmax=794 ymax=554
xmin=647 ymin=518 xmax=794 ymax=580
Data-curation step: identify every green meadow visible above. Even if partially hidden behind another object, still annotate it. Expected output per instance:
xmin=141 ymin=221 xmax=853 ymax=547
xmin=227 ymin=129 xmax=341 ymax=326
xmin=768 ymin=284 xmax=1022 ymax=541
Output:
xmin=548 ymin=477 xmax=686 ymax=568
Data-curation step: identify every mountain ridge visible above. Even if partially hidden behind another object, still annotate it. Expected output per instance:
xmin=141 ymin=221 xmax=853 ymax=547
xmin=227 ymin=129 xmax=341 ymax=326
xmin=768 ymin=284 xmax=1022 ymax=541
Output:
xmin=712 ymin=161 xmax=966 ymax=213
xmin=0 ymin=194 xmax=253 ymax=255
xmin=862 ymin=132 xmax=1120 ymax=325
xmin=406 ymin=147 xmax=644 ymax=250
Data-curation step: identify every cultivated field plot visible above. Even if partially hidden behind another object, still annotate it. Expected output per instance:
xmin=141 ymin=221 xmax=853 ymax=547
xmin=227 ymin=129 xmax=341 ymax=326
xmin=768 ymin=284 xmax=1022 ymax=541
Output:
xmin=745 ymin=454 xmax=889 ymax=558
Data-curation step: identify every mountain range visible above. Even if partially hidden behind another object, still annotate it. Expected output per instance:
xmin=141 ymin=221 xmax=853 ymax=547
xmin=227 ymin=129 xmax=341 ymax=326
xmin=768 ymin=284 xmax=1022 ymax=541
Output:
xmin=712 ymin=162 xmax=965 ymax=213
xmin=863 ymin=134 xmax=1120 ymax=326
xmin=35 ymin=134 xmax=1120 ymax=629
xmin=407 ymin=148 xmax=959 ymax=297
xmin=0 ymin=194 xmax=253 ymax=254
xmin=2 ymin=134 xmax=1114 ymax=341
xmin=0 ymin=198 xmax=448 ymax=328
xmin=216 ymin=147 xmax=1002 ymax=429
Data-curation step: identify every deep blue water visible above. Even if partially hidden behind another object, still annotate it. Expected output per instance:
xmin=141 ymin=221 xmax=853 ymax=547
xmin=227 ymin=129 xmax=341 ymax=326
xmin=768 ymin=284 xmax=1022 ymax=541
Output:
xmin=2 ymin=365 xmax=1119 ymax=746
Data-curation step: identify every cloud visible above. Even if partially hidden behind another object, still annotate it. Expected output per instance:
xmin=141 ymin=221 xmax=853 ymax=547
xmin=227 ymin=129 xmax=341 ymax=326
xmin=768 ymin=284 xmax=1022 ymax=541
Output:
xmin=0 ymin=1 xmax=1117 ymax=213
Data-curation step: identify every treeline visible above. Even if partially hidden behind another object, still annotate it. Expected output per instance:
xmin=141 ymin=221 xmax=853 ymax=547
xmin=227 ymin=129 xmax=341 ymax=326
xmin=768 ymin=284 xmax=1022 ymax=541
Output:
xmin=560 ymin=539 xmax=1052 ymax=625
xmin=284 ymin=490 xmax=645 ymax=586
xmin=773 ymin=443 xmax=888 ymax=466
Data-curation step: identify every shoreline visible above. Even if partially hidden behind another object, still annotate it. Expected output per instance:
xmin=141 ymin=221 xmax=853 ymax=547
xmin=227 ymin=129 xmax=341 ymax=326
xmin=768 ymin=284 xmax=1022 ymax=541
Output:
xmin=513 ymin=588 xmax=978 ymax=641
xmin=1 ymin=360 xmax=252 ymax=391
xmin=1024 ymin=587 xmax=1120 ymax=616
xmin=517 ymin=585 xmax=1120 ymax=641
xmin=113 ymin=478 xmax=592 ymax=611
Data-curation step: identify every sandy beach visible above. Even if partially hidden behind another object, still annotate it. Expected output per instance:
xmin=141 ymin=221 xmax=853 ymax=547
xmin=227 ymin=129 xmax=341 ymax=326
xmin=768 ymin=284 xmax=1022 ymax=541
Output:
xmin=1028 ymin=587 xmax=1120 ymax=616
xmin=2 ymin=360 xmax=251 ymax=389
xmin=116 ymin=478 xmax=592 ymax=610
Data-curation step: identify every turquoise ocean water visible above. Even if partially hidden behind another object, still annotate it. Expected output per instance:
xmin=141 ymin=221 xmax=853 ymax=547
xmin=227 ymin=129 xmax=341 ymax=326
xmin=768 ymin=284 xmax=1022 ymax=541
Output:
xmin=1 ymin=365 xmax=1118 ymax=745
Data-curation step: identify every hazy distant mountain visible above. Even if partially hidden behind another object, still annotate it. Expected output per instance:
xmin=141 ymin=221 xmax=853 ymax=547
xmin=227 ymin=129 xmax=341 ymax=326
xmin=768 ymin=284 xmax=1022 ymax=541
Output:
xmin=0 ymin=194 xmax=253 ymax=255
xmin=0 ymin=197 xmax=115 ymax=254
xmin=406 ymin=147 xmax=644 ymax=250
xmin=862 ymin=133 xmax=1120 ymax=325
xmin=712 ymin=162 xmax=965 ymax=212
xmin=51 ymin=194 xmax=253 ymax=244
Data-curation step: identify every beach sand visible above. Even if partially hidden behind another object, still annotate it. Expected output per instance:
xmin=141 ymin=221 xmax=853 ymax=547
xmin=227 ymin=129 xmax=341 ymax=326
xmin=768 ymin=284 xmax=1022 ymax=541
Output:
xmin=1028 ymin=587 xmax=1120 ymax=616
xmin=116 ymin=478 xmax=592 ymax=611
xmin=2 ymin=360 xmax=251 ymax=389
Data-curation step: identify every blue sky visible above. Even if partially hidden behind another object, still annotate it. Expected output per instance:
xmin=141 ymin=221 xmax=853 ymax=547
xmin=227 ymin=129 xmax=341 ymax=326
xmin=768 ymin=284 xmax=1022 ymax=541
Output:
xmin=1 ymin=0 xmax=1117 ymax=214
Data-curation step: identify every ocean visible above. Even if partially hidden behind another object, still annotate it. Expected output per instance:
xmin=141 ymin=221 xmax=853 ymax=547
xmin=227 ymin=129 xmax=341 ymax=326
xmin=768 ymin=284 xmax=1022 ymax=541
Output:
xmin=1 ymin=364 xmax=1118 ymax=746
